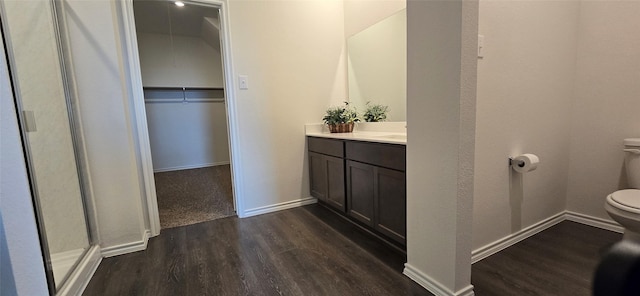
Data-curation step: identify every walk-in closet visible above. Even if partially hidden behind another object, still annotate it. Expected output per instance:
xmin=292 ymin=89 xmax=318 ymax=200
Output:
xmin=133 ymin=1 xmax=234 ymax=229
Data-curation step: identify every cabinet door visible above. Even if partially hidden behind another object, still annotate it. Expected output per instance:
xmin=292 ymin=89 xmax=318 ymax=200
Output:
xmin=346 ymin=160 xmax=375 ymax=227
xmin=375 ymin=167 xmax=406 ymax=245
xmin=325 ymin=156 xmax=345 ymax=212
xmin=309 ymin=152 xmax=327 ymax=202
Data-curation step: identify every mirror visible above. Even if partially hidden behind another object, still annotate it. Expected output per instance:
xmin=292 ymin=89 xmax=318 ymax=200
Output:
xmin=347 ymin=9 xmax=406 ymax=121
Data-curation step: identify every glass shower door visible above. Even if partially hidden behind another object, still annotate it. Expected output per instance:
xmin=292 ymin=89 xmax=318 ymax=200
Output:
xmin=1 ymin=0 xmax=91 ymax=291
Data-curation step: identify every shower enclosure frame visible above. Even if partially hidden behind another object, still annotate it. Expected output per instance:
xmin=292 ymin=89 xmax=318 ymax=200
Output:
xmin=0 ymin=0 xmax=101 ymax=294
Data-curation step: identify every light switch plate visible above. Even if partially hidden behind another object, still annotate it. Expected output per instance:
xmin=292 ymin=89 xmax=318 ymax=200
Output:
xmin=238 ymin=75 xmax=249 ymax=90
xmin=478 ymin=35 xmax=485 ymax=58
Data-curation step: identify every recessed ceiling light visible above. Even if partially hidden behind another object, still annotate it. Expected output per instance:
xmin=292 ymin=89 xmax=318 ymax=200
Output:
xmin=174 ymin=1 xmax=185 ymax=7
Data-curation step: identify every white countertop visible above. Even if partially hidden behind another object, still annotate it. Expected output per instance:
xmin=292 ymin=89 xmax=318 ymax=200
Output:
xmin=305 ymin=122 xmax=406 ymax=145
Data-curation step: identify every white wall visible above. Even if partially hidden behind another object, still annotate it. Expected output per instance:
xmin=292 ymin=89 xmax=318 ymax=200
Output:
xmin=0 ymin=27 xmax=50 ymax=295
xmin=343 ymin=0 xmax=405 ymax=37
xmin=0 ymin=213 xmax=17 ymax=295
xmin=566 ymin=1 xmax=640 ymax=220
xmin=145 ymin=101 xmax=230 ymax=171
xmin=137 ymin=33 xmax=224 ymax=87
xmin=60 ymin=0 xmax=148 ymax=250
xmin=405 ymin=0 xmax=477 ymax=294
xmin=138 ymin=33 xmax=229 ymax=171
xmin=474 ymin=0 xmax=579 ymax=250
xmin=228 ymin=0 xmax=347 ymax=213
xmin=475 ymin=0 xmax=640 ymax=253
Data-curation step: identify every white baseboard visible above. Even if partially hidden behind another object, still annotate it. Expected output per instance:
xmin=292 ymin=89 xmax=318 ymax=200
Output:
xmin=471 ymin=212 xmax=565 ymax=264
xmin=153 ymin=161 xmax=230 ymax=173
xmin=471 ymin=211 xmax=623 ymax=264
xmin=242 ymin=197 xmax=318 ymax=218
xmin=405 ymin=210 xmax=619 ymax=295
xmin=565 ymin=211 xmax=623 ymax=233
xmin=101 ymin=229 xmax=151 ymax=258
xmin=457 ymin=286 xmax=475 ymax=296
xmin=56 ymin=245 xmax=102 ymax=296
xmin=404 ymin=264 xmax=474 ymax=296
xmin=51 ymin=248 xmax=86 ymax=287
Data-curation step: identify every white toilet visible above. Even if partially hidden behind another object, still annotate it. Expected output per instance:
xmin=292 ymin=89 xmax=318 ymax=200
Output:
xmin=605 ymin=138 xmax=640 ymax=241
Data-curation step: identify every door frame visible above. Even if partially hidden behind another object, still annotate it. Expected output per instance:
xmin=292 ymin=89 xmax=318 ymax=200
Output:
xmin=119 ymin=0 xmax=245 ymax=236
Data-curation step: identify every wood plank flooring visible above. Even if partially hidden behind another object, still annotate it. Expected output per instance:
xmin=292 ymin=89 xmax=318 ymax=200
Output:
xmin=472 ymin=221 xmax=622 ymax=295
xmin=84 ymin=205 xmax=431 ymax=296
xmin=84 ymin=205 xmax=622 ymax=296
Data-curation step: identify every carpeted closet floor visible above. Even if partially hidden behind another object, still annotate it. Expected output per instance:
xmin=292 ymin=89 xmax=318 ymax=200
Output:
xmin=154 ymin=165 xmax=235 ymax=229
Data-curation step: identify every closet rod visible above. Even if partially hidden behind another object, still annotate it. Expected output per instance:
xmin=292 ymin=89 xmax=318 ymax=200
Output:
xmin=142 ymin=86 xmax=224 ymax=91
xmin=142 ymin=86 xmax=225 ymax=104
xmin=144 ymin=98 xmax=225 ymax=103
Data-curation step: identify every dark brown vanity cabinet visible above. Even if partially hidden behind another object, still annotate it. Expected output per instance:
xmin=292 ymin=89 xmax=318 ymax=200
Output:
xmin=346 ymin=160 xmax=375 ymax=226
xmin=373 ymin=166 xmax=406 ymax=245
xmin=347 ymin=161 xmax=406 ymax=245
xmin=308 ymin=137 xmax=346 ymax=212
xmin=307 ymin=136 xmax=406 ymax=247
xmin=346 ymin=141 xmax=406 ymax=246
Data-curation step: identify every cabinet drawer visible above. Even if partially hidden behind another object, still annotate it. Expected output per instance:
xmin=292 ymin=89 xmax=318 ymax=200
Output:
xmin=346 ymin=141 xmax=405 ymax=171
xmin=308 ymin=136 xmax=344 ymax=158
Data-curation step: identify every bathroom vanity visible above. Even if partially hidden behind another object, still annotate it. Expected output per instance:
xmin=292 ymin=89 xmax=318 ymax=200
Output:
xmin=306 ymin=133 xmax=406 ymax=248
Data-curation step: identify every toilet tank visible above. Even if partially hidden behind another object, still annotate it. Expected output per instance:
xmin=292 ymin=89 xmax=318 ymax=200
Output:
xmin=625 ymin=138 xmax=640 ymax=189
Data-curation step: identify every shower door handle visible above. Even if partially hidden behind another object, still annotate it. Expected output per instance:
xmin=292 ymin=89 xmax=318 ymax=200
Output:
xmin=22 ymin=110 xmax=37 ymax=132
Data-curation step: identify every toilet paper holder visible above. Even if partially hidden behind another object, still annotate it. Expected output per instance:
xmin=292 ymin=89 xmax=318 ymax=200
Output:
xmin=509 ymin=154 xmax=540 ymax=173
xmin=508 ymin=157 xmax=526 ymax=168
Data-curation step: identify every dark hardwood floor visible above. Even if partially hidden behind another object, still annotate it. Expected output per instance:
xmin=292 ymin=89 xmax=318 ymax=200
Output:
xmin=472 ymin=221 xmax=622 ymax=295
xmin=83 ymin=205 xmax=431 ymax=296
xmin=84 ymin=205 xmax=622 ymax=296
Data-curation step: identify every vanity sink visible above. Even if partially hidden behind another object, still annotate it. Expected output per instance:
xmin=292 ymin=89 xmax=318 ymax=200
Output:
xmin=374 ymin=134 xmax=407 ymax=140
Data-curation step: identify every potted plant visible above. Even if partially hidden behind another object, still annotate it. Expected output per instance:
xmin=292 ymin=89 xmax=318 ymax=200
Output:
xmin=363 ymin=102 xmax=389 ymax=122
xmin=322 ymin=102 xmax=360 ymax=133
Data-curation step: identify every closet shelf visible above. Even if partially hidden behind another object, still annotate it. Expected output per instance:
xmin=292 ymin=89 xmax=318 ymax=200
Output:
xmin=143 ymin=86 xmax=225 ymax=104
xmin=143 ymin=86 xmax=224 ymax=91
xmin=144 ymin=98 xmax=225 ymax=103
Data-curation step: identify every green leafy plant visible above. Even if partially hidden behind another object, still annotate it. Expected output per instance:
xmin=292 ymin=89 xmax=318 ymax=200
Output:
xmin=363 ymin=102 xmax=389 ymax=122
xmin=322 ymin=101 xmax=360 ymax=125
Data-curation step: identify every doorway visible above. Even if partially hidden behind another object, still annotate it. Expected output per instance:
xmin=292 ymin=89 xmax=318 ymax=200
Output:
xmin=132 ymin=0 xmax=236 ymax=229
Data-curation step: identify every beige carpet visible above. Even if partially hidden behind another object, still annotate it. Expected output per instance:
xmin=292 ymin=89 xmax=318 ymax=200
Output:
xmin=154 ymin=165 xmax=235 ymax=229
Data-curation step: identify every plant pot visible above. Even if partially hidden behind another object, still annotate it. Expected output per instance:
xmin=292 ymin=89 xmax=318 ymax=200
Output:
xmin=328 ymin=122 xmax=354 ymax=133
